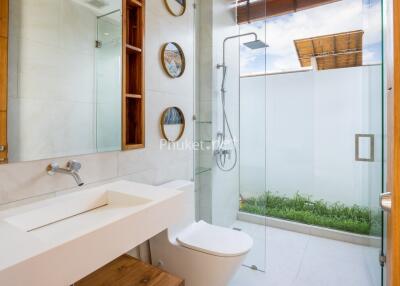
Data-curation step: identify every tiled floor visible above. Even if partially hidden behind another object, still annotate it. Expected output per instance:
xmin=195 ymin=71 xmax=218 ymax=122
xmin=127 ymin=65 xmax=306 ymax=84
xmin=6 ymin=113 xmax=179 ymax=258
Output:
xmin=229 ymin=220 xmax=381 ymax=286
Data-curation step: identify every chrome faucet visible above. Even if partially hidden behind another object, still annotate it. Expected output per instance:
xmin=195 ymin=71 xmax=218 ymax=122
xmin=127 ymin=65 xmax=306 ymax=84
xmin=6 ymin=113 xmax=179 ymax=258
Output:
xmin=47 ymin=160 xmax=84 ymax=187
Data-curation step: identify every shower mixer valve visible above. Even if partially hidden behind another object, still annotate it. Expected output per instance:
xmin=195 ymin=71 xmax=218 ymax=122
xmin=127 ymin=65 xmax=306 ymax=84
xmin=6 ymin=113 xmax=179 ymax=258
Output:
xmin=214 ymin=148 xmax=232 ymax=160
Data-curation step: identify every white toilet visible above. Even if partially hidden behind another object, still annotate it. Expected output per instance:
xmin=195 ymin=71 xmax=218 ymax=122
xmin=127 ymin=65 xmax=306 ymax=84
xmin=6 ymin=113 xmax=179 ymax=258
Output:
xmin=149 ymin=180 xmax=253 ymax=286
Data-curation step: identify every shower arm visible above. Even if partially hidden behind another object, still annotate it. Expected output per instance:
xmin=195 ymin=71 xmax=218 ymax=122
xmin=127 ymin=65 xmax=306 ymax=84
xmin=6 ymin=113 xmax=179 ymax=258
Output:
xmin=218 ymin=32 xmax=258 ymax=68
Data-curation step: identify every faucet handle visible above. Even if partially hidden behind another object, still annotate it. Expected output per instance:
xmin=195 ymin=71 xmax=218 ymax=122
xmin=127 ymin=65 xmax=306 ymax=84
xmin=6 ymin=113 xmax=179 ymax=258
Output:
xmin=47 ymin=162 xmax=60 ymax=176
xmin=67 ymin=160 xmax=82 ymax=172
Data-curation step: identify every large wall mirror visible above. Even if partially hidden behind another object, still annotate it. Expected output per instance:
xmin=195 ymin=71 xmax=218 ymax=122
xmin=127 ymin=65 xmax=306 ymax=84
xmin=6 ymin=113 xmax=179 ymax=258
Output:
xmin=4 ymin=0 xmax=122 ymax=163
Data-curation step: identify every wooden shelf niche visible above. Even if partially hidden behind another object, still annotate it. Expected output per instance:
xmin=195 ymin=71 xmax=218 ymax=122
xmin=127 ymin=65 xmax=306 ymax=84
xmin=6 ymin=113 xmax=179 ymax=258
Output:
xmin=122 ymin=0 xmax=145 ymax=150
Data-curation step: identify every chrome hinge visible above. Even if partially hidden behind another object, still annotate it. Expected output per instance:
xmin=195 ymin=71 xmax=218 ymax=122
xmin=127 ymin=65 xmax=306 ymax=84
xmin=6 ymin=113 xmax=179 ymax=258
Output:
xmin=192 ymin=114 xmax=197 ymax=121
xmin=95 ymin=40 xmax=102 ymax=48
xmin=379 ymin=253 xmax=386 ymax=267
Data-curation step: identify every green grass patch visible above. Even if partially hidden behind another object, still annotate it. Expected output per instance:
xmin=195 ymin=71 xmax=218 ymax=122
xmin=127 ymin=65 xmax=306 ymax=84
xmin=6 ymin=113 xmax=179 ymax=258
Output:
xmin=240 ymin=192 xmax=381 ymax=236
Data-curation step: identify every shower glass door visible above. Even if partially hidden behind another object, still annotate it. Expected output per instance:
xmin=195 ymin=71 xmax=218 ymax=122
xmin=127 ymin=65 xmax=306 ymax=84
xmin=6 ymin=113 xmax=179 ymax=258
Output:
xmin=247 ymin=0 xmax=384 ymax=284
xmin=237 ymin=16 xmax=268 ymax=272
xmin=237 ymin=0 xmax=384 ymax=284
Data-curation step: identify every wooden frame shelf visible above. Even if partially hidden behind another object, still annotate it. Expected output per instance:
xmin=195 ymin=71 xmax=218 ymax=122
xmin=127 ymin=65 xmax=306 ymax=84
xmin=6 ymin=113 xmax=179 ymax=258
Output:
xmin=122 ymin=0 xmax=145 ymax=149
xmin=125 ymin=93 xmax=142 ymax=99
xmin=129 ymin=0 xmax=143 ymax=7
xmin=126 ymin=44 xmax=142 ymax=53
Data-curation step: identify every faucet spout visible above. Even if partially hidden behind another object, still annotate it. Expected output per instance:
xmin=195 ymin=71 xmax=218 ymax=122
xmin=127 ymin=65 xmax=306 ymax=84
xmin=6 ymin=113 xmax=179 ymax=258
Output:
xmin=47 ymin=160 xmax=84 ymax=187
xmin=71 ymin=172 xmax=84 ymax=187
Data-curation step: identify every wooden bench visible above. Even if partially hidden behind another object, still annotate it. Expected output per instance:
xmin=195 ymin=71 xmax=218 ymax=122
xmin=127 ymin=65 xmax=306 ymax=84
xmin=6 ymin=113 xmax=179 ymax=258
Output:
xmin=75 ymin=255 xmax=184 ymax=286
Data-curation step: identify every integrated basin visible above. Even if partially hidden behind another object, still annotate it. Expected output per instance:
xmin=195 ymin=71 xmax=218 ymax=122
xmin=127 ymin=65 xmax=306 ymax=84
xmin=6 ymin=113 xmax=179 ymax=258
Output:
xmin=0 ymin=180 xmax=185 ymax=286
xmin=4 ymin=189 xmax=153 ymax=244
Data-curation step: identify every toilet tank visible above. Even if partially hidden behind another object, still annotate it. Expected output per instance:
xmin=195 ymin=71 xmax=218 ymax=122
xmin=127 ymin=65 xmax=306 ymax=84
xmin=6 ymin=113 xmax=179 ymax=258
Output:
xmin=157 ymin=180 xmax=195 ymax=237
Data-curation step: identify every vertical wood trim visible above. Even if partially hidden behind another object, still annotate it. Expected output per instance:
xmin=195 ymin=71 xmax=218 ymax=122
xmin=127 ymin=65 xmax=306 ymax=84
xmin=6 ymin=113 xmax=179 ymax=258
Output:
xmin=387 ymin=0 xmax=400 ymax=285
xmin=122 ymin=0 xmax=127 ymax=149
xmin=0 ymin=0 xmax=8 ymax=164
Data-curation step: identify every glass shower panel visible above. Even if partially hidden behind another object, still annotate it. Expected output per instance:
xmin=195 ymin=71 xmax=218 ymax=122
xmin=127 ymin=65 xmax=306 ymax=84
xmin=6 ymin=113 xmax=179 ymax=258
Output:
xmin=261 ymin=0 xmax=384 ymax=284
xmin=96 ymin=12 xmax=122 ymax=152
xmin=237 ymin=16 xmax=268 ymax=272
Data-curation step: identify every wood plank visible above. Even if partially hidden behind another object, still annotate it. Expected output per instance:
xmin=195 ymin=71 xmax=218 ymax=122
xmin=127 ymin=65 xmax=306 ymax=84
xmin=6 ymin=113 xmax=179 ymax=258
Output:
xmin=237 ymin=0 xmax=340 ymax=24
xmin=0 ymin=37 xmax=7 ymax=111
xmin=0 ymin=111 xmax=7 ymax=164
xmin=75 ymin=255 xmax=184 ymax=286
xmin=125 ymin=93 xmax=142 ymax=99
xmin=387 ymin=0 xmax=400 ymax=285
xmin=0 ymin=0 xmax=8 ymax=38
xmin=128 ymin=0 xmax=143 ymax=8
xmin=124 ymin=143 xmax=145 ymax=150
xmin=126 ymin=44 xmax=142 ymax=53
xmin=0 ymin=0 xmax=7 ymax=164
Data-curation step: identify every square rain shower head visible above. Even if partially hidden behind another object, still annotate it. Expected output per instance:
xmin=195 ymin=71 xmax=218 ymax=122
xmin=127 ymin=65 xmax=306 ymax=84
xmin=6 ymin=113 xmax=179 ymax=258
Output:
xmin=243 ymin=40 xmax=269 ymax=50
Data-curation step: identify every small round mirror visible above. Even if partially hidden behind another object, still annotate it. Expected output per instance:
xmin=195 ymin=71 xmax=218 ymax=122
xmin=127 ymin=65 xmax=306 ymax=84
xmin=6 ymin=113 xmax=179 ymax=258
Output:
xmin=161 ymin=107 xmax=185 ymax=142
xmin=164 ymin=0 xmax=186 ymax=17
xmin=161 ymin=42 xmax=186 ymax=78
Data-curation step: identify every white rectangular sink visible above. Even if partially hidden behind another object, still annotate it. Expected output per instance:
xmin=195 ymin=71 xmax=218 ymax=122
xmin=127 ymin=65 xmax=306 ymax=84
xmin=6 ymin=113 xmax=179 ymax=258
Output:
xmin=0 ymin=180 xmax=185 ymax=286
xmin=5 ymin=190 xmax=152 ymax=233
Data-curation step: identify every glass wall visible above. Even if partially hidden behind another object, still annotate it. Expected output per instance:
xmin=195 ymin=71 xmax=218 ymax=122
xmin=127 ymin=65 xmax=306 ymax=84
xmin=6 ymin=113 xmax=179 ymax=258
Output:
xmin=238 ymin=0 xmax=384 ymax=284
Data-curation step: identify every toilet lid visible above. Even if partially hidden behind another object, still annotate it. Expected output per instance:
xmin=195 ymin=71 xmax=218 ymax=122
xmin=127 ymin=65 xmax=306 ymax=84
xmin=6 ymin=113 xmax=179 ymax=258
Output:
xmin=176 ymin=221 xmax=253 ymax=257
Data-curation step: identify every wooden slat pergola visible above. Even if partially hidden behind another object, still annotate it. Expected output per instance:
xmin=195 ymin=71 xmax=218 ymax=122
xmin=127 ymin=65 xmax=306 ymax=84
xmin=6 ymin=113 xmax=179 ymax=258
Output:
xmin=294 ymin=30 xmax=364 ymax=70
xmin=236 ymin=0 xmax=340 ymax=24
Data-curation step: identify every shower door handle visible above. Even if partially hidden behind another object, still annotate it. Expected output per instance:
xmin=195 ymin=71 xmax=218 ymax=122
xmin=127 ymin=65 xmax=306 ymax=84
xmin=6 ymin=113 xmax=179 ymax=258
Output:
xmin=355 ymin=134 xmax=375 ymax=162
xmin=380 ymin=192 xmax=392 ymax=213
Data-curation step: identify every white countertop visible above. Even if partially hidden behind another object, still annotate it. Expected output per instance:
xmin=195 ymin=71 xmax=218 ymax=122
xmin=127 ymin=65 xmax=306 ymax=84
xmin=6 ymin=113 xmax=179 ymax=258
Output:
xmin=0 ymin=180 xmax=185 ymax=286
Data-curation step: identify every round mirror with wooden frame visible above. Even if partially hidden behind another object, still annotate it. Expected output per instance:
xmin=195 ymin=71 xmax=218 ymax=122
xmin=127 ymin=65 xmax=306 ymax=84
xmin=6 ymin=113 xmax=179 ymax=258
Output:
xmin=161 ymin=107 xmax=185 ymax=142
xmin=164 ymin=0 xmax=186 ymax=17
xmin=161 ymin=42 xmax=186 ymax=78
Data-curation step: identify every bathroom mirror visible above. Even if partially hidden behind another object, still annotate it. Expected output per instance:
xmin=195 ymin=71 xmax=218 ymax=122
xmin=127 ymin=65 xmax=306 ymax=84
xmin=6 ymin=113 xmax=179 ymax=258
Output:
xmin=161 ymin=42 xmax=186 ymax=78
xmin=4 ymin=0 xmax=122 ymax=163
xmin=161 ymin=107 xmax=185 ymax=142
xmin=164 ymin=0 xmax=186 ymax=17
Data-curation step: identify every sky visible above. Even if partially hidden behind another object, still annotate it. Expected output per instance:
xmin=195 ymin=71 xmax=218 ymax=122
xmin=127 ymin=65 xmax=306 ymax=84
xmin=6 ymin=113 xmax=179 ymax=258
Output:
xmin=239 ymin=0 xmax=383 ymax=75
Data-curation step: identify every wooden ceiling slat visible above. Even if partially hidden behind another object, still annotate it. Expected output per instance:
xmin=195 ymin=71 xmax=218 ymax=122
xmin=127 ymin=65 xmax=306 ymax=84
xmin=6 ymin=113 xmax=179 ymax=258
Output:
xmin=237 ymin=0 xmax=340 ymax=24
xmin=294 ymin=30 xmax=364 ymax=70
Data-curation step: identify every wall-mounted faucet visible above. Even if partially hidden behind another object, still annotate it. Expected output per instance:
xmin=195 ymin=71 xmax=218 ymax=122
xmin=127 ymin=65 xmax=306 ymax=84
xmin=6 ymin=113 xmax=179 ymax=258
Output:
xmin=47 ymin=160 xmax=84 ymax=187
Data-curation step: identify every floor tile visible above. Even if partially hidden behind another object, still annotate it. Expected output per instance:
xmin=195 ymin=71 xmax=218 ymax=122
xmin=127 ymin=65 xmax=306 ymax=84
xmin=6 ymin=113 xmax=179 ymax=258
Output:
xmin=229 ymin=221 xmax=381 ymax=286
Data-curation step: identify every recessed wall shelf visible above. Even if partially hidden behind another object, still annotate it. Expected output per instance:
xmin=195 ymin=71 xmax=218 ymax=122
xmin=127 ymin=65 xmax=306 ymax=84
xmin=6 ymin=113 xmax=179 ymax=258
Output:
xmin=122 ymin=0 xmax=145 ymax=150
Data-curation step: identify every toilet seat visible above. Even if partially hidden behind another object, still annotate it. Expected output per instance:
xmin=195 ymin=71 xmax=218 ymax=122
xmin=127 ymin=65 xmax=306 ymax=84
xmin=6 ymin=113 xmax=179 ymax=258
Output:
xmin=176 ymin=221 xmax=253 ymax=257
